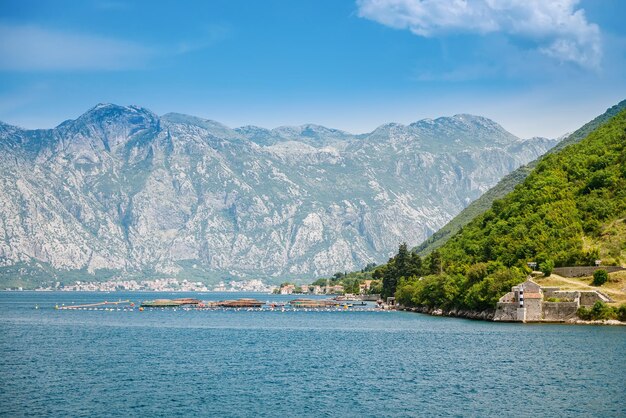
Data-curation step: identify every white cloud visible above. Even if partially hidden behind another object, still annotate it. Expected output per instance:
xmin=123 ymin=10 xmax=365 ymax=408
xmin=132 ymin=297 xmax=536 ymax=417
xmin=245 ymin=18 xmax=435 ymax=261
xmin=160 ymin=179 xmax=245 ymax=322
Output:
xmin=0 ymin=24 xmax=152 ymax=71
xmin=175 ymin=24 xmax=232 ymax=54
xmin=356 ymin=0 xmax=602 ymax=68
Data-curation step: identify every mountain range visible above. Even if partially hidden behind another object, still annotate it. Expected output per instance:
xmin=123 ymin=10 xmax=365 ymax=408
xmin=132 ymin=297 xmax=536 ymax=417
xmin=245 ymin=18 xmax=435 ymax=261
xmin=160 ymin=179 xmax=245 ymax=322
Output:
xmin=0 ymin=104 xmax=557 ymax=287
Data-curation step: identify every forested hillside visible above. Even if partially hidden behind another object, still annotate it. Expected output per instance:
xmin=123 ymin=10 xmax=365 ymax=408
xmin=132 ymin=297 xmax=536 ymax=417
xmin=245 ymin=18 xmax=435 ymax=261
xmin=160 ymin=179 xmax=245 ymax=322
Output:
xmin=415 ymin=99 xmax=626 ymax=257
xmin=376 ymin=106 xmax=626 ymax=312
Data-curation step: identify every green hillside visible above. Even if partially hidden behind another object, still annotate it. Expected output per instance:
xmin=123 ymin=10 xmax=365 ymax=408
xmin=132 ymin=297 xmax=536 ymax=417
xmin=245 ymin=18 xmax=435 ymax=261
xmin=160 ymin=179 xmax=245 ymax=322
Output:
xmin=415 ymin=99 xmax=626 ymax=257
xmin=378 ymin=106 xmax=626 ymax=312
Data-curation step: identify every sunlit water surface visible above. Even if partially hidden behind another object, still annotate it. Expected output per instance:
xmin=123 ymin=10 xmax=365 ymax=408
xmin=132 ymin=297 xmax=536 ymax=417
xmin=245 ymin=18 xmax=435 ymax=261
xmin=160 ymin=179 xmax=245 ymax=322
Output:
xmin=1 ymin=291 xmax=624 ymax=417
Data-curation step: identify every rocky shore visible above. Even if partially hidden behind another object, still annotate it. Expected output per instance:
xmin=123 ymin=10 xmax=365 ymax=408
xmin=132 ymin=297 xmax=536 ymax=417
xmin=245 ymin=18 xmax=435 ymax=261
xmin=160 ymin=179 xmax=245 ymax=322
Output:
xmin=564 ymin=318 xmax=626 ymax=326
xmin=398 ymin=305 xmax=495 ymax=321
xmin=399 ymin=305 xmax=626 ymax=325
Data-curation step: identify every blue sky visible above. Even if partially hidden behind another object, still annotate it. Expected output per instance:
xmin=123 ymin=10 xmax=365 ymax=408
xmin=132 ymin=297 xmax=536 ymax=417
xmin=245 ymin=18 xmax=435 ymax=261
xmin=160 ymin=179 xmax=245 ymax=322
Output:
xmin=0 ymin=0 xmax=625 ymax=138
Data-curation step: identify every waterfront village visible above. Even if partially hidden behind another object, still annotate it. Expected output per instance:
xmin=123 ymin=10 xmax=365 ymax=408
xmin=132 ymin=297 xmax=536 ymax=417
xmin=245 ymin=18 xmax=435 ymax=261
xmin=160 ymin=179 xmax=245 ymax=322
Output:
xmin=34 ymin=278 xmax=273 ymax=293
xmin=31 ymin=278 xmax=373 ymax=295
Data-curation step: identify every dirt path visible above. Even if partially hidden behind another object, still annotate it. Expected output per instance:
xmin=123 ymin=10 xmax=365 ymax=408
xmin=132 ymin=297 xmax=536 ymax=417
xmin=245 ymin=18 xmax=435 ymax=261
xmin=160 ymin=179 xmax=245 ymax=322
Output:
xmin=546 ymin=274 xmax=625 ymax=300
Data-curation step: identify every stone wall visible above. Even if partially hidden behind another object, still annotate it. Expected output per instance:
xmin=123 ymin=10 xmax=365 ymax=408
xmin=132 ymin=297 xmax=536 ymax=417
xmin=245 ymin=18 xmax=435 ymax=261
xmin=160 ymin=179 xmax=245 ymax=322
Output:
xmin=553 ymin=266 xmax=625 ymax=277
xmin=494 ymin=303 xmax=519 ymax=321
xmin=542 ymin=290 xmax=608 ymax=306
xmin=549 ymin=291 xmax=579 ymax=301
xmin=499 ymin=291 xmax=516 ymax=303
xmin=579 ymin=291 xmax=609 ymax=306
xmin=525 ymin=299 xmax=543 ymax=321
xmin=541 ymin=287 xmax=561 ymax=298
xmin=542 ymin=302 xmax=579 ymax=321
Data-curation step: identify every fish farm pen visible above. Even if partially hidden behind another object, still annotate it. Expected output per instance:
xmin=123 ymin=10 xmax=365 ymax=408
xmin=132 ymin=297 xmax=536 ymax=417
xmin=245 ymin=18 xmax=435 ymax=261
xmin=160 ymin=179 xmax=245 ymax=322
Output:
xmin=51 ymin=298 xmax=381 ymax=312
xmin=217 ymin=298 xmax=265 ymax=308
xmin=289 ymin=299 xmax=339 ymax=308
xmin=140 ymin=298 xmax=201 ymax=308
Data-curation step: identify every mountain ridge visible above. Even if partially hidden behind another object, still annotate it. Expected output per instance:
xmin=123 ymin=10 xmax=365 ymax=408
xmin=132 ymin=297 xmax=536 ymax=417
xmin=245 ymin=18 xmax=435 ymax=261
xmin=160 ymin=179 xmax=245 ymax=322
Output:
xmin=0 ymin=104 xmax=557 ymax=288
xmin=3 ymin=103 xmax=537 ymax=145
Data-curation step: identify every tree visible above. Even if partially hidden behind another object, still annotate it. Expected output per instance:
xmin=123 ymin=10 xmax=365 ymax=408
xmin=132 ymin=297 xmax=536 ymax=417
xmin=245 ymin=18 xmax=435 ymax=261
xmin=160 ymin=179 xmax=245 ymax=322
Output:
xmin=381 ymin=265 xmax=398 ymax=299
xmin=428 ymin=250 xmax=442 ymax=275
xmin=372 ymin=265 xmax=387 ymax=281
xmin=466 ymin=262 xmax=488 ymax=283
xmin=311 ymin=278 xmax=328 ymax=286
xmin=342 ymin=278 xmax=360 ymax=294
xmin=381 ymin=243 xmax=423 ymax=298
xmin=368 ymin=280 xmax=382 ymax=295
xmin=362 ymin=262 xmax=377 ymax=272
xmin=393 ymin=243 xmax=411 ymax=276
xmin=592 ymin=269 xmax=608 ymax=286
xmin=539 ymin=260 xmax=554 ymax=277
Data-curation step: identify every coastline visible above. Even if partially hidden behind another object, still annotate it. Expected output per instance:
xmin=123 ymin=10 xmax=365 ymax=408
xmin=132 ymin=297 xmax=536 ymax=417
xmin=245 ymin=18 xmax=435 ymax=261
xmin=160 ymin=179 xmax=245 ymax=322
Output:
xmin=398 ymin=306 xmax=626 ymax=326
xmin=398 ymin=305 xmax=495 ymax=321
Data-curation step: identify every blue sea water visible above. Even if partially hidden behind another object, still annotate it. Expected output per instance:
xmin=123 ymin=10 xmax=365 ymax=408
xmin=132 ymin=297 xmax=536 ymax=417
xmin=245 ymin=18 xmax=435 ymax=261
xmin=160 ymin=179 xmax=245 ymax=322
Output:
xmin=0 ymin=292 xmax=624 ymax=417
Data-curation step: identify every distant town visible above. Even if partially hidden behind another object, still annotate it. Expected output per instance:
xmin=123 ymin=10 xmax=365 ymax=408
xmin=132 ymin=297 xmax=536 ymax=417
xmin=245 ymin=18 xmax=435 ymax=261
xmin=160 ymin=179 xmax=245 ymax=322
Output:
xmin=31 ymin=278 xmax=275 ymax=293
xmin=27 ymin=278 xmax=375 ymax=295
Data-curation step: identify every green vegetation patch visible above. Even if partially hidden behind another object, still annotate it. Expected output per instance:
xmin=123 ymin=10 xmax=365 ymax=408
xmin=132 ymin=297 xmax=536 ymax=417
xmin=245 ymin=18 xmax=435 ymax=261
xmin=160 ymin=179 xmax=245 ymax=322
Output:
xmin=592 ymin=269 xmax=609 ymax=286
xmin=577 ymin=301 xmax=626 ymax=321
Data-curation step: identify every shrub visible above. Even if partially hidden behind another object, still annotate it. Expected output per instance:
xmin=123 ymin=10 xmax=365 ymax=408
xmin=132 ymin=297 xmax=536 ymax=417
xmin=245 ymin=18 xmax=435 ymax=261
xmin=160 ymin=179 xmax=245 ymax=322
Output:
xmin=592 ymin=269 xmax=608 ymax=286
xmin=545 ymin=297 xmax=570 ymax=303
xmin=590 ymin=301 xmax=612 ymax=320
xmin=577 ymin=306 xmax=592 ymax=320
xmin=577 ymin=301 xmax=618 ymax=320
xmin=466 ymin=262 xmax=488 ymax=283
xmin=540 ymin=260 xmax=554 ymax=277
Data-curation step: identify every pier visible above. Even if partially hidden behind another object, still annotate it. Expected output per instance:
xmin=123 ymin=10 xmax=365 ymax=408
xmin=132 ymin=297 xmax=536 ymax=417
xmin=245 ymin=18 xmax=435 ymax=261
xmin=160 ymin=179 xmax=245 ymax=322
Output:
xmin=55 ymin=300 xmax=134 ymax=310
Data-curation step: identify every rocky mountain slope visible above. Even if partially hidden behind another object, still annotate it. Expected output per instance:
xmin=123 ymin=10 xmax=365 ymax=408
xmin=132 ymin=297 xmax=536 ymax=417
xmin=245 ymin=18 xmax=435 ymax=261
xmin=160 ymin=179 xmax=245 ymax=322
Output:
xmin=0 ymin=104 xmax=557 ymax=287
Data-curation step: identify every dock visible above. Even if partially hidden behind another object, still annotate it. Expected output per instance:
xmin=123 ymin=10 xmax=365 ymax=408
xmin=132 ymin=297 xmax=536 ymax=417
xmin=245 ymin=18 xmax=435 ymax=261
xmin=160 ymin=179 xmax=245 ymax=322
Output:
xmin=56 ymin=300 xmax=133 ymax=310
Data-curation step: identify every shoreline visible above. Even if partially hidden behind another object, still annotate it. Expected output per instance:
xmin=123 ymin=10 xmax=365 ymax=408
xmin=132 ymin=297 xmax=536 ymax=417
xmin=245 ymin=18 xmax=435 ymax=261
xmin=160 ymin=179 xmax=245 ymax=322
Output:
xmin=398 ymin=306 xmax=626 ymax=326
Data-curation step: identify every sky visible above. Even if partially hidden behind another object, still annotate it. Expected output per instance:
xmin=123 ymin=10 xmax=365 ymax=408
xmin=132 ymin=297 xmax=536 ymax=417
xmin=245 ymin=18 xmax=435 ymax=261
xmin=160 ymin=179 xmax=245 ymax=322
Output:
xmin=0 ymin=0 xmax=625 ymax=138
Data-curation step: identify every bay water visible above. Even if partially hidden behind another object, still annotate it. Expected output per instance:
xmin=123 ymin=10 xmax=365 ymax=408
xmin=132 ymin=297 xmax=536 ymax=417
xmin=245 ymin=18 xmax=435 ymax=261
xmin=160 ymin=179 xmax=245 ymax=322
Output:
xmin=1 ymin=291 xmax=624 ymax=417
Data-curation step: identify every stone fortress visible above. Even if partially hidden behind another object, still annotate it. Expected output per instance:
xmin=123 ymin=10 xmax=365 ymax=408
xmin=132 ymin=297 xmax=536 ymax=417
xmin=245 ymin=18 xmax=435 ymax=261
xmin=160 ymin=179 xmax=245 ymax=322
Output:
xmin=494 ymin=278 xmax=611 ymax=322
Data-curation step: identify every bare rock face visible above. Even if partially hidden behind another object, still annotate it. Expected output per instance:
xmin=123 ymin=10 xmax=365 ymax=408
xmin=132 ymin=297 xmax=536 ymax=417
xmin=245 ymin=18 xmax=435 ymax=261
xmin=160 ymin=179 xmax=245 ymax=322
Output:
xmin=0 ymin=104 xmax=558 ymax=285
